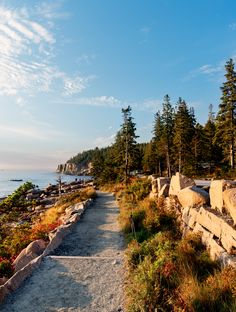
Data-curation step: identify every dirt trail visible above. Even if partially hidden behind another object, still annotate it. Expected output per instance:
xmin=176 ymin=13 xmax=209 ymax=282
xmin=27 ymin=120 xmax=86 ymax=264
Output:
xmin=1 ymin=192 xmax=125 ymax=312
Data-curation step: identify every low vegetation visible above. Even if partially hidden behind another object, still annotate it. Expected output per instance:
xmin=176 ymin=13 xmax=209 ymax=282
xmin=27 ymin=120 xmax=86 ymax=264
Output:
xmin=0 ymin=183 xmax=96 ymax=279
xmin=116 ymin=178 xmax=236 ymax=311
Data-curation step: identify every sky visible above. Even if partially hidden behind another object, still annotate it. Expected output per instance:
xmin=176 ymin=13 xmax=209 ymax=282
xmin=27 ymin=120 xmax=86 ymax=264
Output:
xmin=0 ymin=0 xmax=236 ymax=170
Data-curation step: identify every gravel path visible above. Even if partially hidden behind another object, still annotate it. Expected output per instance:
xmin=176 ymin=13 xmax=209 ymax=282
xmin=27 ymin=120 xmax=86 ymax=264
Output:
xmin=1 ymin=192 xmax=125 ymax=312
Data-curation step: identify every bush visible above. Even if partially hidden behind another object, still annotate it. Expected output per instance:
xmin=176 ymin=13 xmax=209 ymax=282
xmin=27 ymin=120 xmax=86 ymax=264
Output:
xmin=30 ymin=221 xmax=62 ymax=240
xmin=0 ymin=257 xmax=14 ymax=278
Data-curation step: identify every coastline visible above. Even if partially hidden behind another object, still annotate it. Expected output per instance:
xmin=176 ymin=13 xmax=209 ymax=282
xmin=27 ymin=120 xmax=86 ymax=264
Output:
xmin=0 ymin=169 xmax=92 ymax=198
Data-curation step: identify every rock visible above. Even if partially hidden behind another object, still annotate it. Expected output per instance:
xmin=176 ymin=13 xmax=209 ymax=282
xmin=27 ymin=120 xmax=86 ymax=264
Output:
xmin=71 ymin=184 xmax=82 ymax=190
xmin=158 ymin=184 xmax=170 ymax=198
xmin=221 ymin=220 xmax=236 ymax=253
xmin=223 ymin=188 xmax=236 ymax=224
xmin=149 ymin=175 xmax=158 ymax=194
xmin=196 ymin=207 xmax=222 ymax=238
xmin=13 ymin=240 xmax=47 ymax=272
xmin=157 ymin=177 xmax=170 ymax=192
xmin=177 ymin=186 xmax=209 ymax=209
xmin=182 ymin=207 xmax=198 ymax=229
xmin=39 ymin=198 xmax=55 ymax=206
xmin=0 ymin=277 xmax=7 ymax=286
xmin=193 ymin=222 xmax=213 ymax=243
xmin=35 ymin=205 xmax=43 ymax=212
xmin=26 ymin=193 xmax=40 ymax=200
xmin=210 ymin=180 xmax=236 ymax=212
xmin=193 ymin=223 xmax=225 ymax=261
xmin=169 ymin=172 xmax=195 ymax=196
xmin=56 ymin=163 xmax=79 ymax=175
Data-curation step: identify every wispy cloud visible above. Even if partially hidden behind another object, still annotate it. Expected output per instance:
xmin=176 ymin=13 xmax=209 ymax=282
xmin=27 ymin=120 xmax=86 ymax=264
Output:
xmin=197 ymin=64 xmax=223 ymax=75
xmin=0 ymin=5 xmax=89 ymax=98
xmin=139 ymin=25 xmax=151 ymax=44
xmin=138 ymin=99 xmax=161 ymax=112
xmin=35 ymin=1 xmax=70 ymax=21
xmin=140 ymin=26 xmax=151 ymax=34
xmin=94 ymin=134 xmax=116 ymax=147
xmin=57 ymin=95 xmax=123 ymax=108
xmin=76 ymin=53 xmax=96 ymax=65
xmin=55 ymin=95 xmax=162 ymax=113
xmin=186 ymin=60 xmax=226 ymax=82
xmin=229 ymin=23 xmax=236 ymax=31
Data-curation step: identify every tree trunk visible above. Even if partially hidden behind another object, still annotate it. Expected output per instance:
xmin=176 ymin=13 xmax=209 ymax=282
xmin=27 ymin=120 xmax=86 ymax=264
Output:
xmin=178 ymin=149 xmax=181 ymax=174
xmin=166 ymin=147 xmax=171 ymax=177
xmin=230 ymin=141 xmax=235 ymax=170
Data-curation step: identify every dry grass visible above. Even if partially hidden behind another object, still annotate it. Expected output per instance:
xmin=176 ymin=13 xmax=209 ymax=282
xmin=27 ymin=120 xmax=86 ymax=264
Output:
xmin=116 ymin=180 xmax=236 ymax=311
xmin=38 ymin=187 xmax=96 ymax=227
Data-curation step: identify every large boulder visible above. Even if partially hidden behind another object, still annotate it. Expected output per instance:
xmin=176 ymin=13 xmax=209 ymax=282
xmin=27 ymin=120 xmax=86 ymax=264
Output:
xmin=223 ymin=188 xmax=236 ymax=224
xmin=196 ymin=207 xmax=222 ymax=238
xmin=13 ymin=240 xmax=47 ymax=272
xmin=177 ymin=186 xmax=209 ymax=209
xmin=193 ymin=223 xmax=225 ymax=261
xmin=169 ymin=173 xmax=195 ymax=196
xmin=210 ymin=180 xmax=235 ymax=212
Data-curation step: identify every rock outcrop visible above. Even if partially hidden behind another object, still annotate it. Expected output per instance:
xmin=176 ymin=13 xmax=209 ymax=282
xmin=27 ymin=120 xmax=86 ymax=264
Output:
xmin=210 ymin=180 xmax=235 ymax=212
xmin=56 ymin=163 xmax=79 ymax=175
xmin=223 ymin=188 xmax=236 ymax=224
xmin=169 ymin=173 xmax=195 ymax=196
xmin=13 ymin=240 xmax=47 ymax=272
xmin=177 ymin=186 xmax=209 ymax=208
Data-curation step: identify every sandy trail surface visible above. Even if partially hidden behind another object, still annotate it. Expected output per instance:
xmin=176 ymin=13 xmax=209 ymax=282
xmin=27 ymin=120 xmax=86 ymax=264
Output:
xmin=1 ymin=192 xmax=125 ymax=312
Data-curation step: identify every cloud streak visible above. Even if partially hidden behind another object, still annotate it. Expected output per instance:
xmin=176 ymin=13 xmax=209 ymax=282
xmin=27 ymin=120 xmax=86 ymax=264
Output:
xmin=0 ymin=5 xmax=89 ymax=97
xmin=55 ymin=95 xmax=161 ymax=112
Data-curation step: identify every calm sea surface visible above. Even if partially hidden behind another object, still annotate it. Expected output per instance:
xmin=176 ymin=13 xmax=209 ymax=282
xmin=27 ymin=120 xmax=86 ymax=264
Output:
xmin=0 ymin=170 xmax=91 ymax=198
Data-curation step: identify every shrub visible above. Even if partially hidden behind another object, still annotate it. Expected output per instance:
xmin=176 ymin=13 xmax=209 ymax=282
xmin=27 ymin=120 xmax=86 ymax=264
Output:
xmin=0 ymin=257 xmax=14 ymax=278
xmin=126 ymin=179 xmax=151 ymax=202
xmin=30 ymin=220 xmax=62 ymax=241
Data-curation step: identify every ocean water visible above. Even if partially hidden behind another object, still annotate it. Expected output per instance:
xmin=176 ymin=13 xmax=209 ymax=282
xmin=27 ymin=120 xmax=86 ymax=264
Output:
xmin=0 ymin=170 xmax=91 ymax=198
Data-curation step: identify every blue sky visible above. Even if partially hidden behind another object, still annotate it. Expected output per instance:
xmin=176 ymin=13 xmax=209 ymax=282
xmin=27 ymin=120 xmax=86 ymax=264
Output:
xmin=0 ymin=0 xmax=236 ymax=169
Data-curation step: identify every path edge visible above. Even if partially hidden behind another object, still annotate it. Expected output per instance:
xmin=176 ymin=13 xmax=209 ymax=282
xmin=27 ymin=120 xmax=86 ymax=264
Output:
xmin=0 ymin=198 xmax=94 ymax=304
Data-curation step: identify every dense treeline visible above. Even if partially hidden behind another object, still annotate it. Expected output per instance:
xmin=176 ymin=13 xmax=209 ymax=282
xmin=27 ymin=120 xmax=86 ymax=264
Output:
xmin=68 ymin=58 xmax=236 ymax=182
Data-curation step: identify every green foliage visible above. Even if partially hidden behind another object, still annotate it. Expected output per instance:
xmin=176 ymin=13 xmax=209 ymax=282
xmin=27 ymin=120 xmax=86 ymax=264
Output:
xmin=173 ymin=97 xmax=196 ymax=174
xmin=0 ymin=257 xmax=14 ymax=278
xmin=125 ymin=179 xmax=151 ymax=202
xmin=215 ymin=58 xmax=236 ymax=170
xmin=113 ymin=106 xmax=139 ymax=183
xmin=0 ymin=181 xmax=35 ymax=213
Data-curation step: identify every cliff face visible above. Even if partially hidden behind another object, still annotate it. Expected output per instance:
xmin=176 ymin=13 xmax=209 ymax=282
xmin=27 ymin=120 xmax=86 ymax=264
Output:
xmin=56 ymin=163 xmax=79 ymax=175
xmin=56 ymin=162 xmax=92 ymax=175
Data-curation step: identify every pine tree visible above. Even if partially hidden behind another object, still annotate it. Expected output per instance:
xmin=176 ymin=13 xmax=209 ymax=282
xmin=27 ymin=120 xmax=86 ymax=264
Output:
xmin=192 ymin=123 xmax=206 ymax=174
xmin=173 ymin=98 xmax=195 ymax=174
xmin=113 ymin=105 xmax=139 ymax=183
xmin=215 ymin=58 xmax=236 ymax=170
xmin=204 ymin=105 xmax=223 ymax=173
xmin=152 ymin=111 xmax=165 ymax=175
xmin=161 ymin=95 xmax=174 ymax=177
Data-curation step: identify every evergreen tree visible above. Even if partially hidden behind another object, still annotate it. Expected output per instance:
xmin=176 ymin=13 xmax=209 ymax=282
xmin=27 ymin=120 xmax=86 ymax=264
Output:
xmin=204 ymin=106 xmax=223 ymax=173
xmin=152 ymin=111 xmax=165 ymax=175
xmin=91 ymin=147 xmax=117 ymax=183
xmin=192 ymin=123 xmax=206 ymax=174
xmin=113 ymin=105 xmax=139 ymax=183
xmin=143 ymin=141 xmax=159 ymax=173
xmin=161 ymin=94 xmax=174 ymax=176
xmin=215 ymin=58 xmax=236 ymax=170
xmin=173 ymin=98 xmax=195 ymax=174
